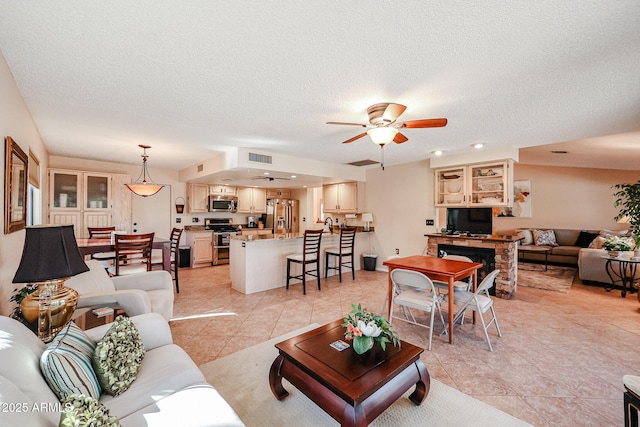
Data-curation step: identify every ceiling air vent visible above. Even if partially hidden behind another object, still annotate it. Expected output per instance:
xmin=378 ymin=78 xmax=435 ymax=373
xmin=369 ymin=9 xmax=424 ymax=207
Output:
xmin=197 ymin=164 xmax=204 ymax=172
xmin=248 ymin=152 xmax=272 ymax=164
xmin=347 ymin=159 xmax=380 ymax=167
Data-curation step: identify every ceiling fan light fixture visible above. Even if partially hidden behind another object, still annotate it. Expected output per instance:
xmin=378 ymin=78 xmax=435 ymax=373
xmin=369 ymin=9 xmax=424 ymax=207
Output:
xmin=367 ymin=127 xmax=398 ymax=145
xmin=124 ymin=145 xmax=165 ymax=197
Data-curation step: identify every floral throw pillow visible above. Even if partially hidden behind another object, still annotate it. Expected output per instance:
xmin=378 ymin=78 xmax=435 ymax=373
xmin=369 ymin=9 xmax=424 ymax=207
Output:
xmin=532 ymin=229 xmax=557 ymax=246
xmin=60 ymin=394 xmax=121 ymax=427
xmin=92 ymin=316 xmax=145 ymax=396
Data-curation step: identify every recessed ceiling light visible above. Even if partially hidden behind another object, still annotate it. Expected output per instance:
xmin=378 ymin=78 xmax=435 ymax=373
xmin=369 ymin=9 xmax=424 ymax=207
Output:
xmin=263 ymin=172 xmax=270 ymax=175
xmin=290 ymin=175 xmax=297 ymax=178
xmin=471 ymin=143 xmax=484 ymax=149
xmin=432 ymin=150 xmax=443 ymax=156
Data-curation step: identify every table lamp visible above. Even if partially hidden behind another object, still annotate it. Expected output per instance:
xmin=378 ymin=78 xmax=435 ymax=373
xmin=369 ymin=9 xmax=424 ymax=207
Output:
xmin=12 ymin=225 xmax=89 ymax=342
xmin=361 ymin=213 xmax=374 ymax=232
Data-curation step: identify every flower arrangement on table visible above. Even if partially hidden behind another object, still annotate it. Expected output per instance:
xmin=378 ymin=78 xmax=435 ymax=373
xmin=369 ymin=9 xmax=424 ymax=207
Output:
xmin=602 ymin=235 xmax=634 ymax=253
xmin=342 ymin=303 xmax=400 ymax=355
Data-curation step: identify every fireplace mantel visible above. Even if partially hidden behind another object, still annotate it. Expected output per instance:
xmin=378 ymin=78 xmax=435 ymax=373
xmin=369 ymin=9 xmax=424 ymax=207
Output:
xmin=425 ymin=233 xmax=521 ymax=299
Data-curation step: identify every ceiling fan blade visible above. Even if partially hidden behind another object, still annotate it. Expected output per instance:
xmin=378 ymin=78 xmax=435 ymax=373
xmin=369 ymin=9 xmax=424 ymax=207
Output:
xmin=342 ymin=132 xmax=368 ymax=144
xmin=382 ymin=103 xmax=407 ymax=123
xmin=393 ymin=132 xmax=409 ymax=144
xmin=400 ymin=118 xmax=448 ymax=128
xmin=326 ymin=121 xmax=368 ymax=127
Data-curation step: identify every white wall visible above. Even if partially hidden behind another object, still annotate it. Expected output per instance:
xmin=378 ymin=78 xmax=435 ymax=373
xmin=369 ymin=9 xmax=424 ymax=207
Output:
xmin=0 ymin=50 xmax=50 ymax=316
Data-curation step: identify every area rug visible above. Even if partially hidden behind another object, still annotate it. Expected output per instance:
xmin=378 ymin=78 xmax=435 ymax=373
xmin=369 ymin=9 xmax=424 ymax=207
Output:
xmin=517 ymin=263 xmax=577 ymax=293
xmin=199 ymin=325 xmax=531 ymax=427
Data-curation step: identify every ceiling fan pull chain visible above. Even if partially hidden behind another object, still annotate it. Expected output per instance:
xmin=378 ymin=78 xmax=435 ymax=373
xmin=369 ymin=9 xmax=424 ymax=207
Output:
xmin=380 ymin=145 xmax=385 ymax=171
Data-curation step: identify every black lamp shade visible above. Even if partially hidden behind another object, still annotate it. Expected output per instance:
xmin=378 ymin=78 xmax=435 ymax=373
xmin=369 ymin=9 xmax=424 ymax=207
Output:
xmin=12 ymin=225 xmax=89 ymax=283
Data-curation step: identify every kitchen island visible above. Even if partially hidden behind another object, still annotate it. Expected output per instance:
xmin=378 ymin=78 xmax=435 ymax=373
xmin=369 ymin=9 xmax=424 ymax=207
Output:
xmin=229 ymin=231 xmax=370 ymax=294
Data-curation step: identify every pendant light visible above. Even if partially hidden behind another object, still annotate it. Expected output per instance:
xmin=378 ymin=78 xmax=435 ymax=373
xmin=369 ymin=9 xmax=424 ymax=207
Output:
xmin=125 ymin=144 xmax=165 ymax=197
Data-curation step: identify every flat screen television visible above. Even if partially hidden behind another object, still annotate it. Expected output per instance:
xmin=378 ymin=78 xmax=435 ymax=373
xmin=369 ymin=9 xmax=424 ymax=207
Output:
xmin=446 ymin=207 xmax=493 ymax=235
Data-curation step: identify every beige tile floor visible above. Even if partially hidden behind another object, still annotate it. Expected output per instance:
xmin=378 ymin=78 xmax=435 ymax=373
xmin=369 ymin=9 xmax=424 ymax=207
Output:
xmin=169 ymin=264 xmax=640 ymax=426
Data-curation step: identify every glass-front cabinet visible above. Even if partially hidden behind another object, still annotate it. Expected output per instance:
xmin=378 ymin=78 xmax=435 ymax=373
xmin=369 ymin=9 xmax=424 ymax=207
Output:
xmin=51 ymin=170 xmax=81 ymax=210
xmin=434 ymin=160 xmax=512 ymax=207
xmin=84 ymin=173 xmax=111 ymax=210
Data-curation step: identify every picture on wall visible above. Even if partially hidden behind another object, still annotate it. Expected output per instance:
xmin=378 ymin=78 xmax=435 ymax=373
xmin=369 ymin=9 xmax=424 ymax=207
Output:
xmin=512 ymin=180 xmax=532 ymax=218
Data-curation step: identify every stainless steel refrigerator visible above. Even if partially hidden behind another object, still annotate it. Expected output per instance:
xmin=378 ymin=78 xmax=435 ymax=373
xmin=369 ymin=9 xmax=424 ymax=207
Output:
xmin=266 ymin=199 xmax=299 ymax=234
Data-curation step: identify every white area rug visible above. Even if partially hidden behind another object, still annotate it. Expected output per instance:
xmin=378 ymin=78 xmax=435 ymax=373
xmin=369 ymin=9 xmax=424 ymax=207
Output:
xmin=200 ymin=325 xmax=531 ymax=427
xmin=517 ymin=263 xmax=577 ymax=293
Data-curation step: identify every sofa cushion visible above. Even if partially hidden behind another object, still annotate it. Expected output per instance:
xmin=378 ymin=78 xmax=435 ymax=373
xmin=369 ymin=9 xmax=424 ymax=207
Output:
xmin=40 ymin=321 xmax=102 ymax=400
xmin=66 ymin=260 xmax=117 ymax=296
xmin=533 ymin=229 xmax=557 ymax=246
xmin=574 ymin=231 xmax=599 ymax=248
xmin=93 ymin=316 xmax=144 ymax=396
xmin=589 ymin=235 xmax=606 ymax=249
xmin=550 ymin=246 xmax=580 ymax=257
xmin=517 ymin=229 xmax=534 ymax=245
xmin=0 ymin=374 xmax=55 ymax=426
xmin=60 ymin=393 xmax=121 ymax=427
xmin=553 ymin=229 xmax=581 ymax=246
xmin=99 ymin=344 xmax=207 ymax=420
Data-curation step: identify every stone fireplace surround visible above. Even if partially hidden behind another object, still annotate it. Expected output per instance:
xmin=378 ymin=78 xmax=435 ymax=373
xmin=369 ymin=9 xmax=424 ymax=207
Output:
xmin=425 ymin=233 xmax=521 ymax=299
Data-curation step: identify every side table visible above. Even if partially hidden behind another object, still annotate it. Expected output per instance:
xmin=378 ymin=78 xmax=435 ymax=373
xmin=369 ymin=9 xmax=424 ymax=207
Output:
xmin=72 ymin=304 xmax=126 ymax=330
xmin=603 ymin=256 xmax=640 ymax=298
xmin=518 ymin=246 xmax=551 ymax=271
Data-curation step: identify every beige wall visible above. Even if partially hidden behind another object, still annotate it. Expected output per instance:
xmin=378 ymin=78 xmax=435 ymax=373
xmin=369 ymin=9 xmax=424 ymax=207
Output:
xmin=0 ymin=50 xmax=49 ymax=316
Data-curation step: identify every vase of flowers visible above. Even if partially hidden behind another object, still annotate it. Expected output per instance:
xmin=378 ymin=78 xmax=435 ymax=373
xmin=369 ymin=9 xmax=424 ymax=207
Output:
xmin=342 ymin=303 xmax=400 ymax=355
xmin=602 ymin=235 xmax=633 ymax=258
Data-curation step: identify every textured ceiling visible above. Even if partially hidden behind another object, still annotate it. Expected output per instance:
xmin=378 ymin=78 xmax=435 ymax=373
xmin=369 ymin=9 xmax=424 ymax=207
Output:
xmin=0 ymin=1 xmax=639 ymax=172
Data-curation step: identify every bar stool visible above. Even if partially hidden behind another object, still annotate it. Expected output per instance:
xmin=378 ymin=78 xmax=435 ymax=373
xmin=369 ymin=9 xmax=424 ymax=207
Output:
xmin=151 ymin=227 xmax=183 ymax=293
xmin=324 ymin=226 xmax=356 ymax=282
xmin=286 ymin=229 xmax=323 ymax=295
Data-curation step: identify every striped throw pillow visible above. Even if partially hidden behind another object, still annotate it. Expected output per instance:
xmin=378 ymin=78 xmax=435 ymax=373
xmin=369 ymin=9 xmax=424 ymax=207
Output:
xmin=40 ymin=321 xmax=102 ymax=400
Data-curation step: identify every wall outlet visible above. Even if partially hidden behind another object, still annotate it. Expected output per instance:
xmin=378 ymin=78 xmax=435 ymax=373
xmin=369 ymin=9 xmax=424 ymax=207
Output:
xmin=192 ymin=217 xmax=199 ymax=223
xmin=426 ymin=219 xmax=435 ymax=226
xmin=395 ymin=248 xmax=399 ymax=255
xmin=302 ymin=217 xmax=306 ymax=222
xmin=176 ymin=218 xmax=181 ymax=223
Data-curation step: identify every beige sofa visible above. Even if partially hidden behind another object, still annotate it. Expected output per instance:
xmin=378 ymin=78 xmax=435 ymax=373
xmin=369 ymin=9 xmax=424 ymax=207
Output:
xmin=0 ymin=313 xmax=245 ymax=426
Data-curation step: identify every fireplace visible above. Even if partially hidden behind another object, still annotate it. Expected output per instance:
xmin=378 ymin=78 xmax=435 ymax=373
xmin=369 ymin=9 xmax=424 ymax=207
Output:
xmin=438 ymin=244 xmax=496 ymax=295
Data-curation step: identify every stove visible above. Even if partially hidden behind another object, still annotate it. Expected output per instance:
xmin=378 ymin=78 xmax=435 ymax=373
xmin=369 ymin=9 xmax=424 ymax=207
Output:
xmin=205 ymin=218 xmax=238 ymax=265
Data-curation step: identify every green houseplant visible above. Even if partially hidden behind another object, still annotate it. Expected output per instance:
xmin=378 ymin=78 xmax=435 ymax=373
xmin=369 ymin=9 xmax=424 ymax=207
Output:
xmin=613 ymin=178 xmax=640 ymax=249
xmin=342 ymin=303 xmax=400 ymax=355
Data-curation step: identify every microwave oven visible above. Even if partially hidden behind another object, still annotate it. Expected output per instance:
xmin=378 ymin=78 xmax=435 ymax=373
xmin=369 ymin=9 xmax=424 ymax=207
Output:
xmin=209 ymin=195 xmax=238 ymax=212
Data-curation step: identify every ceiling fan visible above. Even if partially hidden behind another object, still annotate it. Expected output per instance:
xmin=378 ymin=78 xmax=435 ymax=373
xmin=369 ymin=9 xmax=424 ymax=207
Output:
xmin=327 ymin=103 xmax=447 ymax=169
xmin=250 ymin=176 xmax=290 ymax=182
xmin=327 ymin=102 xmax=447 ymax=146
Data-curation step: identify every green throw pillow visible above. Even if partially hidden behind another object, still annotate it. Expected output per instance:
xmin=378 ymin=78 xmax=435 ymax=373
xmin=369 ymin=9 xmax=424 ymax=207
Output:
xmin=40 ymin=321 xmax=102 ymax=400
xmin=60 ymin=393 xmax=120 ymax=427
xmin=92 ymin=315 xmax=145 ymax=396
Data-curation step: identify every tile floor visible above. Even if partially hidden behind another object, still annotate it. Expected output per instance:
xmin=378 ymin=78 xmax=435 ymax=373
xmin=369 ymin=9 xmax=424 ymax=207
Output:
xmin=169 ymin=264 xmax=640 ymax=426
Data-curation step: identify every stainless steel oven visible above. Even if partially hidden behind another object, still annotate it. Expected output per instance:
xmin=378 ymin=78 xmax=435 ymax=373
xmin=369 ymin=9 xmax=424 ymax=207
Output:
xmin=206 ymin=218 xmax=238 ymax=265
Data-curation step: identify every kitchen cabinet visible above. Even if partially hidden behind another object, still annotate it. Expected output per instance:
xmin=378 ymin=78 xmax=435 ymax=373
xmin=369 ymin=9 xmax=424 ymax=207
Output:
xmin=435 ymin=160 xmax=513 ymax=207
xmin=323 ymin=182 xmax=358 ymax=214
xmin=186 ymin=231 xmax=212 ymax=267
xmin=266 ymin=188 xmax=291 ymax=199
xmin=237 ymin=187 xmax=267 ymax=213
xmin=210 ymin=185 xmax=236 ymax=196
xmin=49 ymin=169 xmax=128 ymax=238
xmin=187 ymin=183 xmax=209 ymax=213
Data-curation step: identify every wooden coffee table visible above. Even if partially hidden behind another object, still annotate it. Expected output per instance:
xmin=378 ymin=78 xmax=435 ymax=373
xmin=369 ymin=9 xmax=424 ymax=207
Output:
xmin=269 ymin=319 xmax=430 ymax=427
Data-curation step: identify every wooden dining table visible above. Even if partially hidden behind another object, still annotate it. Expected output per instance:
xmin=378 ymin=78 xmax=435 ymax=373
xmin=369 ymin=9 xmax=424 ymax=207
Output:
xmin=76 ymin=237 xmax=172 ymax=273
xmin=382 ymin=255 xmax=483 ymax=344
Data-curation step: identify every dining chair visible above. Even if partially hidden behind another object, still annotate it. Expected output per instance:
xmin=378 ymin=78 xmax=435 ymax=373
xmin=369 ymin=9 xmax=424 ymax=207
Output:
xmin=432 ymin=255 xmax=474 ymax=295
xmin=624 ymin=375 xmax=640 ymax=427
xmin=324 ymin=226 xmax=356 ymax=282
xmin=445 ymin=269 xmax=501 ymax=351
xmin=88 ymin=226 xmax=117 ymax=267
xmin=108 ymin=232 xmax=155 ymax=276
xmin=151 ymin=227 xmax=183 ymax=293
xmin=389 ymin=268 xmax=446 ymax=351
xmin=286 ymin=229 xmax=323 ymax=295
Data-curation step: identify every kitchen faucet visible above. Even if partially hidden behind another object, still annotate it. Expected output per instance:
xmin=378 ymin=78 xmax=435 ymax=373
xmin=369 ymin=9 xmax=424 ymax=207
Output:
xmin=324 ymin=217 xmax=334 ymax=234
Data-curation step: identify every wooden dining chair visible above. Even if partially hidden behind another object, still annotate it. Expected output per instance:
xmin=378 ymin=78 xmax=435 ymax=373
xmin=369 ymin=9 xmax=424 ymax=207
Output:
xmin=324 ymin=226 xmax=356 ymax=282
xmin=108 ymin=233 xmax=155 ymax=276
xmin=88 ymin=226 xmax=117 ymax=267
xmin=151 ymin=227 xmax=183 ymax=293
xmin=286 ymin=229 xmax=323 ymax=295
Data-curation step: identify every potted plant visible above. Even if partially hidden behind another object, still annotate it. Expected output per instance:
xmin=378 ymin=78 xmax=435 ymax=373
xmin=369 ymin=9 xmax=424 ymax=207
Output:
xmin=342 ymin=303 xmax=400 ymax=355
xmin=613 ymin=178 xmax=640 ymax=256
xmin=602 ymin=235 xmax=633 ymax=258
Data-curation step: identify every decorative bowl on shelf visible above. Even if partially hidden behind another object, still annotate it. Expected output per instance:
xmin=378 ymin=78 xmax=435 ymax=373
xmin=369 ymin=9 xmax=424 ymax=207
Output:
xmin=442 ymin=174 xmax=460 ymax=180
xmin=445 ymin=182 xmax=462 ymax=193
xmin=444 ymin=195 xmax=463 ymax=204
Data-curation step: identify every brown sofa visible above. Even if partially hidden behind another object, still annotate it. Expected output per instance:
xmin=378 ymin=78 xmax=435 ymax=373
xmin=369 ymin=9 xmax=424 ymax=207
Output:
xmin=515 ymin=228 xmax=599 ymax=265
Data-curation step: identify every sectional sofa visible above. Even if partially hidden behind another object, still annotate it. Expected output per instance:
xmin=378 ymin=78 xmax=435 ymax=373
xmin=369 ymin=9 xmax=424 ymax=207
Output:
xmin=0 ymin=313 xmax=245 ymax=426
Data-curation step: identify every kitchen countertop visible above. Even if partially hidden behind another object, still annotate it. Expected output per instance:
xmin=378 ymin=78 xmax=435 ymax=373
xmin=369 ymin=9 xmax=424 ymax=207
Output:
xmin=231 ymin=230 xmax=369 ymax=242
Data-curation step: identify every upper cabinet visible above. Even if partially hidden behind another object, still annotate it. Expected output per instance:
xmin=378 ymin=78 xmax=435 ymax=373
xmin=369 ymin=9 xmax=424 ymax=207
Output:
xmin=323 ymin=182 xmax=358 ymax=214
xmin=266 ymin=188 xmax=291 ymax=199
xmin=48 ymin=169 xmax=130 ymax=237
xmin=237 ymin=187 xmax=267 ymax=213
xmin=435 ymin=161 xmax=513 ymax=207
xmin=210 ymin=185 xmax=236 ymax=196
xmin=187 ymin=183 xmax=209 ymax=213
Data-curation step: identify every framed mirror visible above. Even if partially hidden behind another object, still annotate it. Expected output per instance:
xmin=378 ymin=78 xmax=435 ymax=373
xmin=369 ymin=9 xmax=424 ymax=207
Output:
xmin=5 ymin=136 xmax=28 ymax=234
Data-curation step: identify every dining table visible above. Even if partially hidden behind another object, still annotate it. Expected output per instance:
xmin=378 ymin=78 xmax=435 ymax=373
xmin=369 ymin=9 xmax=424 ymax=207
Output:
xmin=76 ymin=237 xmax=172 ymax=273
xmin=382 ymin=255 xmax=483 ymax=344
